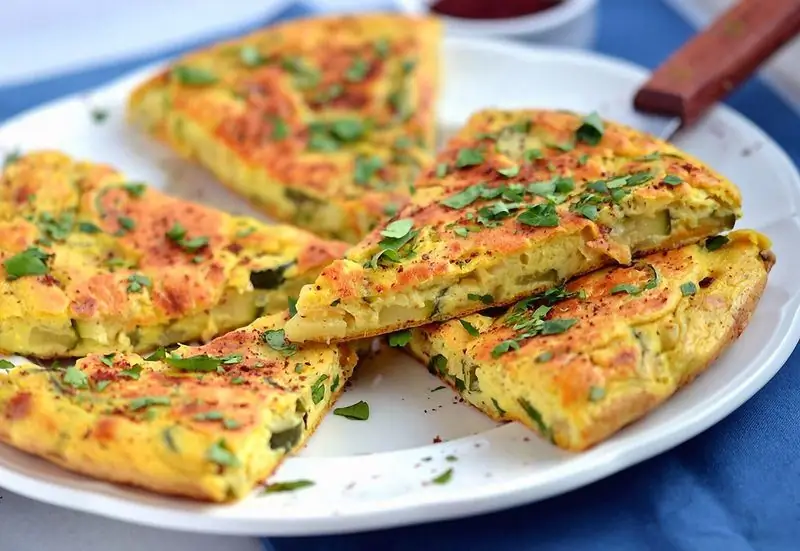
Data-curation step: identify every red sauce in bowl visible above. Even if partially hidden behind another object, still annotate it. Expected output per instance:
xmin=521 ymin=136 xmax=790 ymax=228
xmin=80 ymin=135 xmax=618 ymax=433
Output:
xmin=430 ymin=0 xmax=564 ymax=20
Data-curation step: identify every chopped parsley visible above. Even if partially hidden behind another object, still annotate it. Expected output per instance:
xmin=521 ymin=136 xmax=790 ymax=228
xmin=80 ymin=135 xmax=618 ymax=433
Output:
xmin=78 ymin=221 xmax=102 ymax=234
xmin=388 ymin=329 xmax=412 ymax=347
xmin=680 ymin=281 xmax=697 ymax=296
xmin=354 ymin=156 xmax=383 ymax=186
xmin=280 ymin=56 xmax=320 ymax=89
xmin=375 ymin=38 xmax=390 ymax=58
xmin=431 ymin=386 xmax=446 ymax=392
xmin=455 ymin=148 xmax=484 ymax=168
xmin=383 ymin=203 xmax=399 ymax=217
xmin=497 ymin=165 xmax=520 ymax=178
xmin=166 ymin=221 xmax=208 ymax=252
xmin=491 ymin=340 xmax=520 ymax=358
xmin=90 ymin=107 xmax=109 ymax=123
xmin=459 ymin=319 xmax=480 ymax=336
xmin=145 ymin=347 xmax=166 ymax=361
xmin=0 ymin=359 xmax=15 ymax=371
xmin=429 ymin=354 xmax=448 ymax=376
xmin=119 ymin=365 xmax=142 ymax=380
xmin=63 ymin=366 xmax=88 ymax=389
xmin=662 ymin=174 xmax=682 ymax=186
xmin=333 ymin=400 xmax=370 ymax=421
xmin=239 ymin=45 xmax=265 ymax=67
xmin=588 ymin=386 xmax=606 ymax=402
xmin=524 ymin=148 xmax=543 ymax=161
xmin=430 ymin=468 xmax=453 ymax=485
xmin=575 ymin=111 xmax=604 ymax=145
xmin=262 ymin=329 xmax=298 ymax=356
xmin=370 ymin=219 xmax=417 ymax=268
xmin=220 ymin=353 xmax=243 ymax=365
xmin=610 ymin=264 xmax=660 ymax=296
xmin=126 ymin=273 xmax=151 ymax=293
xmin=271 ymin=117 xmax=289 ymax=140
xmin=330 ymin=374 xmax=340 ymax=393
xmin=517 ymin=203 xmax=559 ymax=227
xmin=130 ymin=396 xmax=170 ymax=411
xmin=172 ymin=66 xmax=218 ymax=85
xmin=705 ymin=235 xmax=729 ymax=251
xmin=518 ymin=398 xmax=551 ymax=439
xmin=311 ymin=375 xmax=328 ymax=404
xmin=345 ymin=58 xmax=370 ymax=82
xmin=536 ymin=351 xmax=553 ymax=363
xmin=288 ymin=296 xmax=298 ymax=318
xmin=165 ymin=354 xmax=223 ymax=372
xmin=492 ymin=398 xmax=506 ymax=416
xmin=467 ymin=293 xmax=493 ymax=305
xmin=3 ymin=149 xmax=21 ymax=168
xmin=122 ymin=182 xmax=147 ymax=198
xmin=4 ymin=247 xmax=50 ymax=280
xmin=262 ymin=479 xmax=315 ymax=493
xmin=100 ymin=353 xmax=115 ymax=367
xmin=435 ymin=163 xmax=449 ymax=178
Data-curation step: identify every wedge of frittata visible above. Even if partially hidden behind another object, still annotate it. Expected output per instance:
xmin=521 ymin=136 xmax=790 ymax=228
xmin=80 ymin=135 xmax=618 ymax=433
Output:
xmin=284 ymin=109 xmax=742 ymax=343
xmin=404 ymin=230 xmax=774 ymax=451
xmin=128 ymin=13 xmax=441 ymax=242
xmin=0 ymin=152 xmax=346 ymax=358
xmin=0 ymin=312 xmax=358 ymax=501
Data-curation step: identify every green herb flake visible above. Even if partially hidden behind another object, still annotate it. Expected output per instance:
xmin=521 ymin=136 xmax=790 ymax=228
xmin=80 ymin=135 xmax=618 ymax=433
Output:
xmin=223 ymin=418 xmax=241 ymax=430
xmin=452 ymin=226 xmax=469 ymax=238
xmin=468 ymin=293 xmax=494 ymax=305
xmin=573 ymin=203 xmax=599 ymax=221
xmin=206 ymin=439 xmax=240 ymax=467
xmin=262 ymin=329 xmax=298 ymax=356
xmin=518 ymin=398 xmax=550 ymax=438
xmin=122 ymin=182 xmax=147 ymax=198
xmin=430 ymin=468 xmax=453 ymax=485
xmin=194 ymin=411 xmax=224 ymax=422
xmin=333 ymin=400 xmax=370 ymax=421
xmin=705 ymin=235 xmax=729 ymax=251
xmin=119 ymin=364 xmax=142 ymax=380
xmin=262 ymin=479 xmax=315 ymax=494
xmin=311 ymin=375 xmax=329 ymax=405
xmin=536 ymin=351 xmax=553 ymax=363
xmin=172 ymin=66 xmax=218 ymax=86
xmin=518 ymin=203 xmax=559 ymax=227
xmin=271 ymin=117 xmax=289 ymax=140
xmin=388 ymin=329 xmax=412 ymax=347
xmin=588 ymin=385 xmax=606 ymax=402
xmin=354 ymin=155 xmax=383 ymax=186
xmin=662 ymin=174 xmax=682 ymax=186
xmin=460 ymin=319 xmax=480 ymax=337
xmin=576 ymin=111 xmax=605 ymax=145
xmin=126 ymin=273 xmax=151 ymax=293
xmin=330 ymin=374 xmax=340 ymax=393
xmin=524 ymin=148 xmax=543 ymax=161
xmin=345 ymin=58 xmax=370 ymax=82
xmin=231 ymin=376 xmax=245 ymax=385
xmin=4 ymin=247 xmax=50 ymax=280
xmin=455 ymin=148 xmax=484 ymax=168
xmin=239 ymin=45 xmax=265 ymax=67
xmin=431 ymin=385 xmax=446 ymax=392
xmin=375 ymin=38 xmax=390 ymax=59
xmin=100 ymin=353 xmax=115 ymax=367
xmin=145 ymin=347 xmax=166 ymax=361
xmin=540 ymin=318 xmax=577 ymax=335
xmin=63 ymin=366 xmax=89 ymax=389
xmin=435 ymin=163 xmax=449 ymax=178
xmin=578 ymin=154 xmax=589 ymax=166
xmin=0 ymin=359 xmax=15 ymax=371
xmin=77 ymin=221 xmax=102 ymax=234
xmin=492 ymin=339 xmax=520 ymax=358
xmin=611 ymin=283 xmax=639 ymax=295
xmin=165 ymin=354 xmax=223 ymax=372
xmin=95 ymin=380 xmax=111 ymax=391
xmin=492 ymin=398 xmax=506 ymax=416
xmin=429 ymin=354 xmax=448 ymax=376
xmin=220 ymin=353 xmax=243 ymax=365
xmin=440 ymin=184 xmax=485 ymax=209
xmin=3 ymin=149 xmax=21 ymax=168
xmin=680 ymin=281 xmax=697 ymax=296
xmin=497 ymin=165 xmax=520 ymax=178
xmin=381 ymin=218 xmax=413 ymax=239
xmin=445 ymin=455 xmax=458 ymax=462
xmin=330 ymin=118 xmax=365 ymax=142
xmin=90 ymin=107 xmax=109 ymax=123
xmin=129 ymin=396 xmax=171 ymax=411
xmin=288 ymin=296 xmax=298 ymax=318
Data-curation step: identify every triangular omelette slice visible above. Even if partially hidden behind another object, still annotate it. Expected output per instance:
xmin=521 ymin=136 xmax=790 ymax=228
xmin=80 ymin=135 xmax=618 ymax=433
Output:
xmin=128 ymin=13 xmax=441 ymax=242
xmin=0 ymin=152 xmax=346 ymax=358
xmin=284 ymin=109 xmax=742 ymax=343
xmin=404 ymin=230 xmax=774 ymax=451
xmin=0 ymin=312 xmax=358 ymax=502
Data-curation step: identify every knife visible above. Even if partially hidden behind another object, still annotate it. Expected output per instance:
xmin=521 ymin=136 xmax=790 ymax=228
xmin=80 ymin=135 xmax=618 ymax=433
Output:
xmin=620 ymin=0 xmax=800 ymax=140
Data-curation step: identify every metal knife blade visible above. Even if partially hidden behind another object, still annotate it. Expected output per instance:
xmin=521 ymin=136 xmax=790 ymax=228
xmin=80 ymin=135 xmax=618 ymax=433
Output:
xmin=611 ymin=0 xmax=800 ymax=141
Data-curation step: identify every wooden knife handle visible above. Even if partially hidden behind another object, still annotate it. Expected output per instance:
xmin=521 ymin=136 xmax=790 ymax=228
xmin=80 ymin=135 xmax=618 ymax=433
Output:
xmin=634 ymin=0 xmax=800 ymax=126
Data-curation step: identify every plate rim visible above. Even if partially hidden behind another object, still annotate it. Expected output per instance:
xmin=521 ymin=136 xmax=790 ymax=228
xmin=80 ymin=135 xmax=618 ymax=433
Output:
xmin=0 ymin=35 xmax=799 ymax=537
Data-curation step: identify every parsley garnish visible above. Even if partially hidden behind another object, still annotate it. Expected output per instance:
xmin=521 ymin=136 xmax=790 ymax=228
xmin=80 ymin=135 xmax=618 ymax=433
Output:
xmin=333 ymin=400 xmax=370 ymax=420
xmin=460 ymin=320 xmax=480 ymax=336
xmin=576 ymin=111 xmax=604 ymax=145
xmin=518 ymin=203 xmax=559 ymax=227
xmin=122 ymin=182 xmax=147 ymax=198
xmin=262 ymin=329 xmax=297 ymax=356
xmin=4 ymin=247 xmax=50 ymax=280
xmin=430 ymin=468 xmax=453 ymax=485
xmin=172 ymin=66 xmax=218 ymax=85
xmin=145 ymin=347 xmax=166 ymax=361
xmin=206 ymin=439 xmax=239 ymax=467
xmin=518 ymin=398 xmax=551 ymax=438
xmin=78 ymin=221 xmax=102 ymax=234
xmin=370 ymin=219 xmax=417 ymax=268
xmin=662 ymin=174 xmax=682 ymax=186
xmin=262 ymin=479 xmax=315 ymax=494
xmin=119 ymin=365 xmax=142 ymax=380
xmin=589 ymin=385 xmax=606 ymax=402
xmin=354 ymin=156 xmax=383 ymax=186
xmin=126 ymin=273 xmax=151 ymax=293
xmin=536 ymin=351 xmax=553 ymax=363
xmin=100 ymin=353 xmax=115 ymax=367
xmin=455 ymin=148 xmax=484 ymax=168
xmin=429 ymin=354 xmax=448 ymax=376
xmin=497 ymin=165 xmax=520 ymax=178
xmin=165 ymin=354 xmax=223 ymax=372
xmin=388 ymin=329 xmax=412 ymax=347
xmin=63 ymin=366 xmax=88 ymax=389
xmin=271 ymin=117 xmax=289 ymax=140
xmin=492 ymin=340 xmax=520 ymax=358
xmin=0 ymin=359 xmax=15 ymax=371
xmin=130 ymin=396 xmax=170 ymax=411
xmin=345 ymin=58 xmax=370 ymax=82
xmin=311 ymin=375 xmax=328 ymax=404
xmin=239 ymin=45 xmax=265 ymax=67
xmin=288 ymin=296 xmax=298 ymax=318
xmin=610 ymin=264 xmax=660 ymax=296
xmin=435 ymin=163 xmax=449 ymax=178
xmin=166 ymin=222 xmax=208 ymax=252
xmin=468 ymin=293 xmax=493 ymax=305
xmin=375 ymin=38 xmax=390 ymax=58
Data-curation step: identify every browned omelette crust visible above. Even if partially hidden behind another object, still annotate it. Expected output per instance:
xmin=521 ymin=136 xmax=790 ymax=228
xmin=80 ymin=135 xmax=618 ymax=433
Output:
xmin=285 ymin=109 xmax=742 ymax=343
xmin=0 ymin=152 xmax=347 ymax=358
xmin=406 ymin=230 xmax=774 ymax=451
xmin=128 ymin=13 xmax=441 ymax=242
xmin=0 ymin=313 xmax=358 ymax=502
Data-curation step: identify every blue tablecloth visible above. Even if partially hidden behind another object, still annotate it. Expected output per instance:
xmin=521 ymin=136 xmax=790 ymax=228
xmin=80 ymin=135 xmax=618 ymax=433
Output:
xmin=1 ymin=1 xmax=798 ymax=550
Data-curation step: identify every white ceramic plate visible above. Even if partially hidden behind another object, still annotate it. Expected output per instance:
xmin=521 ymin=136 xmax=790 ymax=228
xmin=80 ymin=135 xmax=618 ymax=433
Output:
xmin=1 ymin=37 xmax=799 ymax=537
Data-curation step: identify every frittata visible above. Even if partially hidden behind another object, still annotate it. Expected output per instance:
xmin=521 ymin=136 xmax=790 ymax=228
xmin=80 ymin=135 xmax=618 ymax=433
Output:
xmin=0 ymin=152 xmax=347 ymax=358
xmin=0 ymin=312 xmax=358 ymax=502
xmin=285 ymin=109 xmax=742 ymax=343
xmin=127 ymin=13 xmax=441 ymax=242
xmin=405 ymin=230 xmax=774 ymax=451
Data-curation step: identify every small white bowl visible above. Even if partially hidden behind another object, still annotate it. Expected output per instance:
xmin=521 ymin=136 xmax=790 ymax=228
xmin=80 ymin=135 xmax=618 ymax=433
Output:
xmin=395 ymin=0 xmax=598 ymax=49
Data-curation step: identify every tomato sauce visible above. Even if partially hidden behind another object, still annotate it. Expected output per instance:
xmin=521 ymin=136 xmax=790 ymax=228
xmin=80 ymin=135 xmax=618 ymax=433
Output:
xmin=430 ymin=0 xmax=564 ymax=20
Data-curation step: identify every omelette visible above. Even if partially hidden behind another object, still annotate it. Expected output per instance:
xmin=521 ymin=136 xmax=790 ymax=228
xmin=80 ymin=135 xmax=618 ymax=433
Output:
xmin=0 ymin=312 xmax=358 ymax=501
xmin=127 ymin=13 xmax=441 ymax=242
xmin=285 ymin=109 xmax=742 ymax=343
xmin=0 ymin=152 xmax=347 ymax=358
xmin=403 ymin=230 xmax=774 ymax=451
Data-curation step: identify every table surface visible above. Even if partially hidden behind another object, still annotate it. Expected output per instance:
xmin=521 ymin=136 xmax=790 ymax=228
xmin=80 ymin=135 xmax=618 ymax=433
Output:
xmin=1 ymin=1 xmax=798 ymax=550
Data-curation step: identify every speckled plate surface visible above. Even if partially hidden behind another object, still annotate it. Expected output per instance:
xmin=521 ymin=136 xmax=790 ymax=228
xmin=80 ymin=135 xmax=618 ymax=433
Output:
xmin=1 ymin=38 xmax=799 ymax=537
